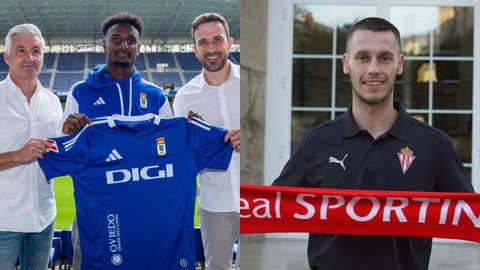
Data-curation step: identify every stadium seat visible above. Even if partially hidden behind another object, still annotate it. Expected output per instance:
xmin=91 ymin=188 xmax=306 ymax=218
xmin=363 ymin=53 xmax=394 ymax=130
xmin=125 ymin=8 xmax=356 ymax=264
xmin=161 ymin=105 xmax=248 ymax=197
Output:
xmin=148 ymin=52 xmax=176 ymax=69
xmin=176 ymin=53 xmax=202 ymax=71
xmin=184 ymin=71 xmax=201 ymax=83
xmin=151 ymin=72 xmax=182 ymax=87
xmin=57 ymin=53 xmax=85 ymax=71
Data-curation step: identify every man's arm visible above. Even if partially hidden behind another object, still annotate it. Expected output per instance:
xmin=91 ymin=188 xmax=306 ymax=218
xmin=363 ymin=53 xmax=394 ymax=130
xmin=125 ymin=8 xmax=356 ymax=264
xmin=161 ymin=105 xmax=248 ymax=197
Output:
xmin=0 ymin=139 xmax=50 ymax=170
xmin=272 ymin=131 xmax=311 ymax=187
xmin=434 ymin=133 xmax=475 ymax=192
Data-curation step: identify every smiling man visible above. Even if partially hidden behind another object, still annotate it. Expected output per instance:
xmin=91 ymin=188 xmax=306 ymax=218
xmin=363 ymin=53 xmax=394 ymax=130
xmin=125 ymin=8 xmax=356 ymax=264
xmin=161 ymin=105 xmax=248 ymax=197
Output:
xmin=272 ymin=17 xmax=474 ymax=270
xmin=0 ymin=24 xmax=63 ymax=270
xmin=173 ymin=13 xmax=240 ymax=270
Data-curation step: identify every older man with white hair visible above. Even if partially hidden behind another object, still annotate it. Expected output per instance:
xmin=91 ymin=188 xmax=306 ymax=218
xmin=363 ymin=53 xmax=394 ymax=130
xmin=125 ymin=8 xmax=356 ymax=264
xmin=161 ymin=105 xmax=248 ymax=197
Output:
xmin=0 ymin=24 xmax=62 ymax=269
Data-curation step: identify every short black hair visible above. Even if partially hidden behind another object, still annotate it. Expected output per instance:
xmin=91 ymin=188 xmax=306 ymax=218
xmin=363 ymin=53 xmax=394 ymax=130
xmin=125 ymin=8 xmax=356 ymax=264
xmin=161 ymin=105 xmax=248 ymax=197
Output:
xmin=191 ymin=12 xmax=230 ymax=43
xmin=346 ymin=17 xmax=401 ymax=52
xmin=102 ymin=12 xmax=144 ymax=36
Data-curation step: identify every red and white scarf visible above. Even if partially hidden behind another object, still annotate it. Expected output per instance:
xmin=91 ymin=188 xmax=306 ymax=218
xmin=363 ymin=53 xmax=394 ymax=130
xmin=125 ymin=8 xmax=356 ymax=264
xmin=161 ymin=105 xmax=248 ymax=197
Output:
xmin=240 ymin=184 xmax=480 ymax=242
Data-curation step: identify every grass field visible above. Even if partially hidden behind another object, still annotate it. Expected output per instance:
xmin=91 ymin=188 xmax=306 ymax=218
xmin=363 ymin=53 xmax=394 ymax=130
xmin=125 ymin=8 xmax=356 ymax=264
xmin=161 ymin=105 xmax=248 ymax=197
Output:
xmin=53 ymin=175 xmax=201 ymax=230
xmin=53 ymin=176 xmax=75 ymax=230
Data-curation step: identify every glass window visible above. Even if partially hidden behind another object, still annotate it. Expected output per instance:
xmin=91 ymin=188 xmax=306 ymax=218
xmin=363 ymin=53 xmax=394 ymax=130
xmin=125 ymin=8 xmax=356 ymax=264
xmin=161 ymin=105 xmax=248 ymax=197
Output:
xmin=391 ymin=7 xmax=435 ymax=56
xmin=432 ymin=114 xmax=472 ymax=163
xmin=391 ymin=7 xmax=473 ymax=57
xmin=291 ymin=111 xmax=330 ymax=153
xmin=292 ymin=59 xmax=331 ymax=107
xmin=335 ymin=59 xmax=351 ymax=107
xmin=433 ymin=61 xmax=472 ymax=109
xmin=394 ymin=61 xmax=429 ymax=109
xmin=433 ymin=7 xmax=473 ymax=56
xmin=293 ymin=5 xmax=376 ymax=54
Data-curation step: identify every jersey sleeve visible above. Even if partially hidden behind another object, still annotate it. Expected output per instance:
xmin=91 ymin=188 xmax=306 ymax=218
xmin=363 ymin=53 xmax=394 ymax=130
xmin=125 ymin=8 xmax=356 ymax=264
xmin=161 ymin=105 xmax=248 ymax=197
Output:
xmin=186 ymin=117 xmax=233 ymax=172
xmin=433 ymin=132 xmax=475 ymax=192
xmin=272 ymin=130 xmax=312 ymax=187
xmin=38 ymin=127 xmax=89 ymax=180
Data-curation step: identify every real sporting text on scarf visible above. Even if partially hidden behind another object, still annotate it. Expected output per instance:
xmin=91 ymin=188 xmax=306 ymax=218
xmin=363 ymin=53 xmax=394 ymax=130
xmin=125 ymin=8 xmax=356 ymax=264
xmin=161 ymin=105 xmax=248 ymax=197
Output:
xmin=240 ymin=184 xmax=480 ymax=242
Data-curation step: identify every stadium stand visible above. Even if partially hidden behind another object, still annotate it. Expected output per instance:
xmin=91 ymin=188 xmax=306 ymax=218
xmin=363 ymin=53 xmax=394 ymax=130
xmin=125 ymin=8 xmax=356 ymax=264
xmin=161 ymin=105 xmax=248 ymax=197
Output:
xmin=176 ymin=52 xmax=203 ymax=71
xmin=87 ymin=53 xmax=105 ymax=69
xmin=148 ymin=52 xmax=176 ymax=69
xmin=152 ymin=71 xmax=182 ymax=86
xmin=58 ymin=53 xmax=85 ymax=71
xmin=135 ymin=53 xmax=147 ymax=71
xmin=54 ymin=72 xmax=84 ymax=92
xmin=0 ymin=51 xmax=240 ymax=96
xmin=38 ymin=72 xmax=52 ymax=87
xmin=0 ymin=57 xmax=8 ymax=72
xmin=184 ymin=71 xmax=201 ymax=82
xmin=43 ymin=53 xmax=56 ymax=70
xmin=230 ymin=51 xmax=240 ymax=64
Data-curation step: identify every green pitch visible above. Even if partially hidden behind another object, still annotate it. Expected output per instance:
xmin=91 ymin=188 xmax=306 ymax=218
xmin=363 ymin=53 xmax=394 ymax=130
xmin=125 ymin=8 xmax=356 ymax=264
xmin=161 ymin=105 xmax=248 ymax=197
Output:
xmin=53 ymin=175 xmax=201 ymax=230
xmin=53 ymin=176 xmax=75 ymax=230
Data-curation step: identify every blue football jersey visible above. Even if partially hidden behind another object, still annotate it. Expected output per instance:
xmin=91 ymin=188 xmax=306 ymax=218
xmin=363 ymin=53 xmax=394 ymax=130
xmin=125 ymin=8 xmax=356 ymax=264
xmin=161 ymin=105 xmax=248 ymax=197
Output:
xmin=39 ymin=114 xmax=233 ymax=270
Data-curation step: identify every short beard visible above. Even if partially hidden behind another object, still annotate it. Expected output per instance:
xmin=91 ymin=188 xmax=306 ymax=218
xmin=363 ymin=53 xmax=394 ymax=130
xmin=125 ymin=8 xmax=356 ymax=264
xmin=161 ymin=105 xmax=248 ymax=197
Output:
xmin=200 ymin=55 xmax=228 ymax=72
xmin=352 ymin=84 xmax=394 ymax=106
xmin=112 ymin=60 xmax=133 ymax=68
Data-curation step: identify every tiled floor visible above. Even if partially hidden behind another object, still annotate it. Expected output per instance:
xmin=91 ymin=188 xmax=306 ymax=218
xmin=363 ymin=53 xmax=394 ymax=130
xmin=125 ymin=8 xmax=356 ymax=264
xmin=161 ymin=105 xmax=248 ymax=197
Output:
xmin=240 ymin=236 xmax=480 ymax=269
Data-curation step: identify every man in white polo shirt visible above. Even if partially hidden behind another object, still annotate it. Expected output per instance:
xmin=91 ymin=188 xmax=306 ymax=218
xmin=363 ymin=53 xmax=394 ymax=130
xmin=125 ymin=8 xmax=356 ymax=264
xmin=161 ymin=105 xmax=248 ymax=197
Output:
xmin=0 ymin=24 xmax=63 ymax=269
xmin=173 ymin=13 xmax=240 ymax=270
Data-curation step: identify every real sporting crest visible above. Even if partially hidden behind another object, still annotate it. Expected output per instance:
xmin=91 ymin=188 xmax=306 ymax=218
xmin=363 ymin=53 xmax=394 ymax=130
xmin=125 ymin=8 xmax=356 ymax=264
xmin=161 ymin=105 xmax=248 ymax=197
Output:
xmin=397 ymin=146 xmax=415 ymax=174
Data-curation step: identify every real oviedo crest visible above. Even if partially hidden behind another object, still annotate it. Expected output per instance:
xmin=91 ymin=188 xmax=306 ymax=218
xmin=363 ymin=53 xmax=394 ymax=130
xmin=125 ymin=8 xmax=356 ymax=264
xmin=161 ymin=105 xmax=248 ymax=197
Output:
xmin=156 ymin=137 xmax=166 ymax=156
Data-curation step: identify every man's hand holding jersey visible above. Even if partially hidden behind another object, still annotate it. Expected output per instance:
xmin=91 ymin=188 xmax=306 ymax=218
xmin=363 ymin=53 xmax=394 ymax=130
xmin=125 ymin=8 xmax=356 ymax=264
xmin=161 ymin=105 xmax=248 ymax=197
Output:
xmin=62 ymin=113 xmax=92 ymax=135
xmin=225 ymin=129 xmax=240 ymax=152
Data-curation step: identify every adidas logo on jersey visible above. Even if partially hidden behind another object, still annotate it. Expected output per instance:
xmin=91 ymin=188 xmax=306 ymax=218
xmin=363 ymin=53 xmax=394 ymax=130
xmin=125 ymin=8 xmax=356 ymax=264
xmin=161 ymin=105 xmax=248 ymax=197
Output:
xmin=93 ymin=97 xmax=106 ymax=105
xmin=106 ymin=149 xmax=123 ymax=162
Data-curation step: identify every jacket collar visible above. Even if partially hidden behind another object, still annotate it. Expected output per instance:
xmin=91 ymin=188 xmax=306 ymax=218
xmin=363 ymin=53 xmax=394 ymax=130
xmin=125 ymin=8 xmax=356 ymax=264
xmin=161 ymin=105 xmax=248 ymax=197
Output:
xmin=340 ymin=100 xmax=409 ymax=141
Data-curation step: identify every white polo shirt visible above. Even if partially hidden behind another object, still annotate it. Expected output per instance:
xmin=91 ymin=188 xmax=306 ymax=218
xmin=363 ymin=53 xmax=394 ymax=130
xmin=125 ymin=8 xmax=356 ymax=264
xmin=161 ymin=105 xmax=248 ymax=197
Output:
xmin=173 ymin=61 xmax=240 ymax=212
xmin=0 ymin=74 xmax=63 ymax=232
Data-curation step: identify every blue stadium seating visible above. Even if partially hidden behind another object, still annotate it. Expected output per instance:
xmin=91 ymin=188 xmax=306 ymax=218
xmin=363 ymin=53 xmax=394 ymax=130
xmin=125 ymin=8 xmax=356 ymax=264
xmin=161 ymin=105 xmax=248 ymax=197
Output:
xmin=88 ymin=53 xmax=105 ymax=69
xmin=38 ymin=72 xmax=52 ymax=87
xmin=135 ymin=53 xmax=147 ymax=71
xmin=54 ymin=72 xmax=84 ymax=93
xmin=184 ymin=72 xmax=201 ymax=82
xmin=0 ymin=52 xmax=238 ymax=92
xmin=151 ymin=72 xmax=182 ymax=87
xmin=0 ymin=57 xmax=9 ymax=72
xmin=147 ymin=53 xmax=176 ymax=69
xmin=57 ymin=53 xmax=85 ymax=71
xmin=43 ymin=53 xmax=56 ymax=70
xmin=230 ymin=52 xmax=240 ymax=64
xmin=176 ymin=53 xmax=202 ymax=71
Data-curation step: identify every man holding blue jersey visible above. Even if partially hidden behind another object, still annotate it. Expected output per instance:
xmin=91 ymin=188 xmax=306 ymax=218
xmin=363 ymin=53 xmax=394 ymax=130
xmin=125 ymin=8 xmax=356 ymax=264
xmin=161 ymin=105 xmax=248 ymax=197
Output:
xmin=0 ymin=24 xmax=63 ymax=270
xmin=60 ymin=12 xmax=172 ymax=270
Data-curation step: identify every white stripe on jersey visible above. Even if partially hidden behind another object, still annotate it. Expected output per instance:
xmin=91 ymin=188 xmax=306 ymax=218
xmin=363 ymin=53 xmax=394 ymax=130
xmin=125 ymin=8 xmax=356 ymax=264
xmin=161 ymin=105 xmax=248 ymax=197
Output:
xmin=190 ymin=117 xmax=211 ymax=131
xmin=63 ymin=125 xmax=90 ymax=151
